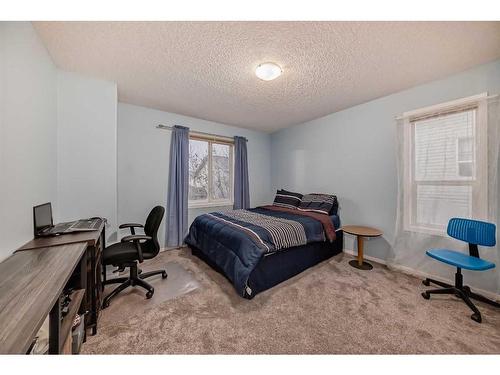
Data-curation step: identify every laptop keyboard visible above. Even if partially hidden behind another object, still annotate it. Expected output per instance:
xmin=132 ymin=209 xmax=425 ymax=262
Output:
xmin=71 ymin=218 xmax=100 ymax=230
xmin=52 ymin=222 xmax=73 ymax=232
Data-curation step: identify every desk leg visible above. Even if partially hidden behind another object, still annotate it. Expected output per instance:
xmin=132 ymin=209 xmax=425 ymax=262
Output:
xmin=349 ymin=236 xmax=373 ymax=270
xmin=79 ymin=251 xmax=88 ymax=343
xmin=84 ymin=225 xmax=105 ymax=337
xmin=83 ymin=245 xmax=98 ymax=337
xmin=90 ymin=245 xmax=98 ymax=336
xmin=89 ymin=234 xmax=103 ymax=336
xmin=48 ymin=295 xmax=61 ymax=354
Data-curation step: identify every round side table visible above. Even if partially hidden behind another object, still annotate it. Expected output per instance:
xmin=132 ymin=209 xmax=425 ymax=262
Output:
xmin=342 ymin=225 xmax=383 ymax=270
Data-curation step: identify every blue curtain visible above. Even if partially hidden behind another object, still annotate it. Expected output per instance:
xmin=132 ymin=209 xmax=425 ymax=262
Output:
xmin=233 ymin=136 xmax=250 ymax=209
xmin=166 ymin=125 xmax=189 ymax=247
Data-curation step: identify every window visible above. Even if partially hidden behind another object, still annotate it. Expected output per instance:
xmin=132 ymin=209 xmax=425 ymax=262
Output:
xmin=456 ymin=136 xmax=474 ymax=177
xmin=188 ymin=136 xmax=233 ymax=207
xmin=403 ymin=94 xmax=488 ymax=235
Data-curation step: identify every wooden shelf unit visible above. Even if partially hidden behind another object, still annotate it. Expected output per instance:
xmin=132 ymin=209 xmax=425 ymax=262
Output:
xmin=59 ymin=289 xmax=85 ymax=353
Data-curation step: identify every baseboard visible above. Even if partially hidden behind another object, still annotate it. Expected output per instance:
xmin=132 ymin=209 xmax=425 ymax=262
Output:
xmin=160 ymin=245 xmax=188 ymax=252
xmin=343 ymin=249 xmax=388 ymax=266
xmin=342 ymin=249 xmax=500 ymax=302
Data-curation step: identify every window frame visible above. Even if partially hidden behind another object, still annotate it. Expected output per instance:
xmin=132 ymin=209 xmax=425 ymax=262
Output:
xmin=188 ymin=135 xmax=234 ymax=209
xmin=402 ymin=93 xmax=488 ymax=236
xmin=456 ymin=136 xmax=474 ymax=178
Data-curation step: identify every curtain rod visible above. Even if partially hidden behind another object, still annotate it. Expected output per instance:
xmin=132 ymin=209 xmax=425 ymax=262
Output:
xmin=156 ymin=124 xmax=235 ymax=142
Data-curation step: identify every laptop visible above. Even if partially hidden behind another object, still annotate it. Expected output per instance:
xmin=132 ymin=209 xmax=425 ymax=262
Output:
xmin=33 ymin=202 xmax=101 ymax=237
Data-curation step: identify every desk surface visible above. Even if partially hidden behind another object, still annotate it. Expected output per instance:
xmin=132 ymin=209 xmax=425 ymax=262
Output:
xmin=0 ymin=243 xmax=87 ymax=354
xmin=17 ymin=219 xmax=104 ymax=251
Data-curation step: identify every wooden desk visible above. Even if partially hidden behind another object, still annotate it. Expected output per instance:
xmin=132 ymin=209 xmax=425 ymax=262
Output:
xmin=16 ymin=219 xmax=105 ymax=335
xmin=17 ymin=220 xmax=105 ymax=251
xmin=0 ymin=244 xmax=87 ymax=354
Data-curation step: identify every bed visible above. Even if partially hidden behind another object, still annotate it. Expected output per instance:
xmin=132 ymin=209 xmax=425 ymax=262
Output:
xmin=185 ymin=204 xmax=343 ymax=299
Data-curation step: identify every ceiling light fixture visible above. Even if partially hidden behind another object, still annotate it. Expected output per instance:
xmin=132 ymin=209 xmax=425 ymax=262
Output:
xmin=255 ymin=62 xmax=282 ymax=81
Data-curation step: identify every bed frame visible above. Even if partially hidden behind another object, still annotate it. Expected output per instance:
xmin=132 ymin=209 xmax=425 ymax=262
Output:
xmin=190 ymin=230 xmax=343 ymax=299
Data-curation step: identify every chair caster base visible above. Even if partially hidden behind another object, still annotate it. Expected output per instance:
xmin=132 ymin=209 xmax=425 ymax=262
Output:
xmin=102 ymin=265 xmax=164 ymax=307
xmin=471 ymin=313 xmax=482 ymax=323
xmin=422 ymin=279 xmax=430 ymax=286
xmin=421 ymin=275 xmax=485 ymax=324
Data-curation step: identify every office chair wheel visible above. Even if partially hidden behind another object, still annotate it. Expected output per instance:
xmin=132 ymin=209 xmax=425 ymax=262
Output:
xmin=422 ymin=279 xmax=430 ymax=286
xmin=471 ymin=313 xmax=482 ymax=323
xmin=421 ymin=291 xmax=430 ymax=300
xmin=162 ymin=271 xmax=168 ymax=279
xmin=146 ymin=289 xmax=154 ymax=299
xmin=102 ymin=300 xmax=110 ymax=309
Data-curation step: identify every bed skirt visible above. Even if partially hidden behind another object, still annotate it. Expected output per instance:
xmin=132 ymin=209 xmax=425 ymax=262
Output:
xmin=190 ymin=230 xmax=343 ymax=299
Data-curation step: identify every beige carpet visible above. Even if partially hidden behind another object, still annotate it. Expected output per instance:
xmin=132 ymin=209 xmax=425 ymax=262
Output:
xmin=82 ymin=249 xmax=500 ymax=354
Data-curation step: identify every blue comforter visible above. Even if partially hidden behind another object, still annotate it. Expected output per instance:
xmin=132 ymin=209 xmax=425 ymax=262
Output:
xmin=184 ymin=207 xmax=338 ymax=297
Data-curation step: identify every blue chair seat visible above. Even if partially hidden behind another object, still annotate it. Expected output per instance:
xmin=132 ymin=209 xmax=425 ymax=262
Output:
xmin=426 ymin=249 xmax=495 ymax=271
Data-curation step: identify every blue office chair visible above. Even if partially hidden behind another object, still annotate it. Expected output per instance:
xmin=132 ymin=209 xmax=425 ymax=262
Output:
xmin=421 ymin=218 xmax=499 ymax=323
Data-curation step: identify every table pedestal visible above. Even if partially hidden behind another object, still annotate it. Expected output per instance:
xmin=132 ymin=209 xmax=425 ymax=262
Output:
xmin=348 ymin=235 xmax=373 ymax=270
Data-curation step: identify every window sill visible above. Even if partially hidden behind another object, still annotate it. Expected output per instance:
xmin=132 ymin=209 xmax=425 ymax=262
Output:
xmin=188 ymin=201 xmax=234 ymax=209
xmin=403 ymin=224 xmax=447 ymax=237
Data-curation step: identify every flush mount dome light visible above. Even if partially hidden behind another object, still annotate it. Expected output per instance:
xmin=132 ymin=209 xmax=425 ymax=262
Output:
xmin=255 ymin=62 xmax=282 ymax=81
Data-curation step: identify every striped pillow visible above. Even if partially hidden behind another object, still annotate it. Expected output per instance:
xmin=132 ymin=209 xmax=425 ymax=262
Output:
xmin=298 ymin=193 xmax=336 ymax=215
xmin=273 ymin=189 xmax=303 ymax=209
xmin=329 ymin=195 xmax=339 ymax=215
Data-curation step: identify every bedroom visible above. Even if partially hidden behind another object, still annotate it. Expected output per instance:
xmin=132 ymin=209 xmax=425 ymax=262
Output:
xmin=0 ymin=0 xmax=499 ymax=372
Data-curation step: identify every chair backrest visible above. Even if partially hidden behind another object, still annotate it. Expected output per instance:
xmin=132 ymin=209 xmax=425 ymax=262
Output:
xmin=143 ymin=206 xmax=165 ymax=255
xmin=447 ymin=218 xmax=496 ymax=247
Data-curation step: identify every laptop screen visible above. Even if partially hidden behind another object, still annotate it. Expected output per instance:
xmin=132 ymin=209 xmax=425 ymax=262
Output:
xmin=34 ymin=202 xmax=53 ymax=234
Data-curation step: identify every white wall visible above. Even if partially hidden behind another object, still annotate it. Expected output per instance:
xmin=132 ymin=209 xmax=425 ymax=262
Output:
xmin=271 ymin=60 xmax=500 ymax=293
xmin=57 ymin=71 xmax=118 ymax=240
xmin=117 ymin=103 xmax=273 ymax=246
xmin=0 ymin=22 xmax=57 ymax=261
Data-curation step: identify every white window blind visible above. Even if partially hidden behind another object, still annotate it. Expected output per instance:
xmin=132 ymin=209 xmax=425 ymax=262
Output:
xmin=403 ymin=95 xmax=488 ymax=235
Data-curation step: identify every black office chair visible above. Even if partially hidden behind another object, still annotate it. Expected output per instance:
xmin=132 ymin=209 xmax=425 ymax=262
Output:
xmin=102 ymin=206 xmax=167 ymax=308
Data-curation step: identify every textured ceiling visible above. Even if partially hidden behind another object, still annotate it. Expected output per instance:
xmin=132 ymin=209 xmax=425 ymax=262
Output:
xmin=34 ymin=21 xmax=500 ymax=132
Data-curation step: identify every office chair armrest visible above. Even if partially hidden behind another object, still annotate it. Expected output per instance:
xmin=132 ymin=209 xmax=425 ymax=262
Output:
xmin=119 ymin=223 xmax=144 ymax=235
xmin=121 ymin=235 xmax=152 ymax=242
xmin=119 ymin=223 xmax=144 ymax=229
xmin=121 ymin=235 xmax=152 ymax=263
